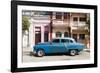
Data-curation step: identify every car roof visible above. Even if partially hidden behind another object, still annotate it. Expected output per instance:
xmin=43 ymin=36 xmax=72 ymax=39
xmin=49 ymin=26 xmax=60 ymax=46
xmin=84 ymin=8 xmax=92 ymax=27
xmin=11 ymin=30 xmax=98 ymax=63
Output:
xmin=53 ymin=37 xmax=75 ymax=40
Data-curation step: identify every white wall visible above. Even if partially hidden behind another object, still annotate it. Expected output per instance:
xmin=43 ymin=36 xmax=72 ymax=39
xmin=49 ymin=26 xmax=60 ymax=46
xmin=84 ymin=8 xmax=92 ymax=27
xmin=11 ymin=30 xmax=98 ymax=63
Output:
xmin=0 ymin=0 xmax=99 ymax=73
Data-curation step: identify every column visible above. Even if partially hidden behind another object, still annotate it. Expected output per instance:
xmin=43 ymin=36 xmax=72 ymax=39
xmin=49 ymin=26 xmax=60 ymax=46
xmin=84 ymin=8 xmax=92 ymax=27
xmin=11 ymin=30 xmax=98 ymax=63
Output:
xmin=29 ymin=20 xmax=34 ymax=50
xmin=41 ymin=26 xmax=44 ymax=43
xmin=52 ymin=32 xmax=55 ymax=38
xmin=62 ymin=33 xmax=64 ymax=38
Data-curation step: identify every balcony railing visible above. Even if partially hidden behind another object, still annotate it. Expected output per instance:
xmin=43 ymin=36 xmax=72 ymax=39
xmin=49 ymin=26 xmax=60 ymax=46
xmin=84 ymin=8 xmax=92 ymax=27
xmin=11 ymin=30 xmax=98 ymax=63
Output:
xmin=32 ymin=16 xmax=51 ymax=24
xmin=52 ymin=20 xmax=69 ymax=26
xmin=33 ymin=16 xmax=50 ymax=20
xmin=72 ymin=21 xmax=86 ymax=27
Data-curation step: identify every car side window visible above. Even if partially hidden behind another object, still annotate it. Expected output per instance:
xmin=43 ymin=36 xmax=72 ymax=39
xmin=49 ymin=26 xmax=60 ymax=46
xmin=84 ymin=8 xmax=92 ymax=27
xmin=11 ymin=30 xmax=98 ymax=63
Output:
xmin=61 ymin=39 xmax=69 ymax=43
xmin=52 ymin=39 xmax=60 ymax=43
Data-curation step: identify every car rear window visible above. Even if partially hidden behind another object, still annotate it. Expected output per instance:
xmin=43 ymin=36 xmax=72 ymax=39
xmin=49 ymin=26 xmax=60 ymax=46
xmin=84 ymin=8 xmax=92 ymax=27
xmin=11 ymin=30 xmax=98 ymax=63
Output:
xmin=52 ymin=39 xmax=60 ymax=43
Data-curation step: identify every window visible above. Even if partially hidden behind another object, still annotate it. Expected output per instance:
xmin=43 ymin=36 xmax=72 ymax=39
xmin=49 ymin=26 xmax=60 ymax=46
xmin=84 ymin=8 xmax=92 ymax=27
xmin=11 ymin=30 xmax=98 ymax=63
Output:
xmin=56 ymin=32 xmax=62 ymax=37
xmin=56 ymin=12 xmax=62 ymax=19
xmin=43 ymin=12 xmax=52 ymax=15
xmin=44 ymin=32 xmax=48 ymax=42
xmin=79 ymin=18 xmax=86 ymax=22
xmin=61 ymin=39 xmax=69 ymax=43
xmin=44 ymin=26 xmax=49 ymax=42
xmin=64 ymin=13 xmax=68 ymax=19
xmin=64 ymin=32 xmax=68 ymax=37
xmin=73 ymin=17 xmax=78 ymax=21
xmin=61 ymin=39 xmax=74 ymax=43
xmin=52 ymin=39 xmax=60 ymax=43
xmin=79 ymin=34 xmax=85 ymax=40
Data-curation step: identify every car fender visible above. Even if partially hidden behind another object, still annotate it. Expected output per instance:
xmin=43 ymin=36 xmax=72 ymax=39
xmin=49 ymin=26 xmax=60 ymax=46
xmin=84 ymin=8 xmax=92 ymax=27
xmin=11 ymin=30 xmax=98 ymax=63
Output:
xmin=36 ymin=45 xmax=51 ymax=54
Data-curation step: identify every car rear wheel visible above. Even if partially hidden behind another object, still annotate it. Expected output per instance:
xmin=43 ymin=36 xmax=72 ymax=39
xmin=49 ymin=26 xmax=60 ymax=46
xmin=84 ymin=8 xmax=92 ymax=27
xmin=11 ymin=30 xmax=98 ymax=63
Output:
xmin=69 ymin=49 xmax=77 ymax=56
xmin=37 ymin=50 xmax=45 ymax=57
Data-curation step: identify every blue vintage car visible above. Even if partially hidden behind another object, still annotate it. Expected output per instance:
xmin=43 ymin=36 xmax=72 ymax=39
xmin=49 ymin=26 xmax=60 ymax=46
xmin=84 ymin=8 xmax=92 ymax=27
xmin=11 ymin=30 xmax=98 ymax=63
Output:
xmin=33 ymin=37 xmax=85 ymax=57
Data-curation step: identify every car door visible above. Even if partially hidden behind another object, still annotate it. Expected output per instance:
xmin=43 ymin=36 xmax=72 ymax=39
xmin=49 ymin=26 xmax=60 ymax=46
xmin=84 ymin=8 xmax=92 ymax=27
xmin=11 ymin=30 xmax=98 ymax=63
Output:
xmin=50 ymin=39 xmax=61 ymax=53
xmin=60 ymin=39 xmax=69 ymax=53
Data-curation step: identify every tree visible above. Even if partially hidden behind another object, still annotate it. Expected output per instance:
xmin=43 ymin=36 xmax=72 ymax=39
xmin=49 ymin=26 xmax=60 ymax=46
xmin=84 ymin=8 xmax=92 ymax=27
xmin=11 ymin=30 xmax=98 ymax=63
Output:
xmin=22 ymin=16 xmax=30 ymax=33
xmin=22 ymin=16 xmax=30 ymax=47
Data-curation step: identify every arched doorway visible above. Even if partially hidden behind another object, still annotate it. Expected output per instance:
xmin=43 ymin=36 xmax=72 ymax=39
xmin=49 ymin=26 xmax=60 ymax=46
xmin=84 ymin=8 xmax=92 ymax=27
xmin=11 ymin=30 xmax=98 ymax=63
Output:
xmin=56 ymin=32 xmax=62 ymax=37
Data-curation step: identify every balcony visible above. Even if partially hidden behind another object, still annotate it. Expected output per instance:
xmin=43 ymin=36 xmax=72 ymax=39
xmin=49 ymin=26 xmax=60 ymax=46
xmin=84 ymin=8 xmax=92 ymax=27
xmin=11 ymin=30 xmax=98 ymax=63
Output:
xmin=72 ymin=21 xmax=86 ymax=27
xmin=33 ymin=16 xmax=50 ymax=20
xmin=52 ymin=20 xmax=69 ymax=27
xmin=72 ymin=21 xmax=88 ymax=30
xmin=32 ymin=16 xmax=51 ymax=24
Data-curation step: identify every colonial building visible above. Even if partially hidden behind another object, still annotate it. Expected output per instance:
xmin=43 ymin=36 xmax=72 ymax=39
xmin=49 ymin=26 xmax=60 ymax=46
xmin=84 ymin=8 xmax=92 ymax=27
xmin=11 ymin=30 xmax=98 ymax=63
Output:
xmin=22 ymin=11 xmax=90 ymax=49
xmin=22 ymin=11 xmax=52 ymax=48
xmin=70 ymin=13 xmax=90 ymax=48
xmin=51 ymin=12 xmax=71 ymax=38
xmin=51 ymin=12 xmax=89 ymax=48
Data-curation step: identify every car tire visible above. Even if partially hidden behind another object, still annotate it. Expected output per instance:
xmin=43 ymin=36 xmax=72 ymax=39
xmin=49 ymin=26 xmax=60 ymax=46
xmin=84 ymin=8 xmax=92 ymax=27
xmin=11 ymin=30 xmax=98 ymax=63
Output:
xmin=37 ymin=50 xmax=45 ymax=57
xmin=69 ymin=49 xmax=77 ymax=56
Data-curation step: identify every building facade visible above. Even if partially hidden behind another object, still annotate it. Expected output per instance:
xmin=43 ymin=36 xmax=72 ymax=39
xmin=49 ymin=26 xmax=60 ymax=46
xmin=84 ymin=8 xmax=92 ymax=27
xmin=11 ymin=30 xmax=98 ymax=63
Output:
xmin=70 ymin=13 xmax=90 ymax=48
xmin=51 ymin=12 xmax=89 ymax=48
xmin=52 ymin=12 xmax=71 ymax=38
xmin=22 ymin=11 xmax=52 ymax=48
xmin=22 ymin=11 xmax=90 ymax=49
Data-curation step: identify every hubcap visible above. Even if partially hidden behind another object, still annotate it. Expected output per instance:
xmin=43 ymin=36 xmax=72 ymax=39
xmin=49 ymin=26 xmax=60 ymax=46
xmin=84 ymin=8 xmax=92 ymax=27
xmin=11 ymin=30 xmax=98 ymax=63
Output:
xmin=38 ymin=50 xmax=44 ymax=57
xmin=70 ymin=50 xmax=76 ymax=56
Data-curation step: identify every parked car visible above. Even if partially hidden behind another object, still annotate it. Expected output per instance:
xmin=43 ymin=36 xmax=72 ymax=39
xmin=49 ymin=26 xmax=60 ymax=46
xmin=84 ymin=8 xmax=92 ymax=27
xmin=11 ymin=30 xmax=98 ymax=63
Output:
xmin=33 ymin=37 xmax=85 ymax=57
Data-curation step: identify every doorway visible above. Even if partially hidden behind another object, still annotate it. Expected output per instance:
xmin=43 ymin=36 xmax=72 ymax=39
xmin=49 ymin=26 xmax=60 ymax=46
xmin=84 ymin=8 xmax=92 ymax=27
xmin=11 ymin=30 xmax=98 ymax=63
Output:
xmin=35 ymin=27 xmax=41 ymax=44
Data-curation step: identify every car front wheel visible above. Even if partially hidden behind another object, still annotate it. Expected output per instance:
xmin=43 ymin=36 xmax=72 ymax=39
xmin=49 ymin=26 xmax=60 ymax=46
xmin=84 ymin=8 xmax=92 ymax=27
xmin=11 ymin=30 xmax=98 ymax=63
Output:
xmin=37 ymin=50 xmax=45 ymax=57
xmin=69 ymin=49 xmax=77 ymax=56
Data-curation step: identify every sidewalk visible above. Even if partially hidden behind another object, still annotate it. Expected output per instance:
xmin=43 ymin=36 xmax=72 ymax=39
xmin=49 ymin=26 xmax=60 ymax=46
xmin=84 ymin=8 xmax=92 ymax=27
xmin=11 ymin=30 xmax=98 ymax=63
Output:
xmin=23 ymin=47 xmax=33 ymax=52
xmin=23 ymin=47 xmax=34 ymax=56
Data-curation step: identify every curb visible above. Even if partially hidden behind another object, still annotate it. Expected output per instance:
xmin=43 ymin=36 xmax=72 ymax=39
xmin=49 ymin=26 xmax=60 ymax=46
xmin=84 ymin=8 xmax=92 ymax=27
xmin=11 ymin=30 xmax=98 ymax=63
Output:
xmin=84 ymin=49 xmax=90 ymax=52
